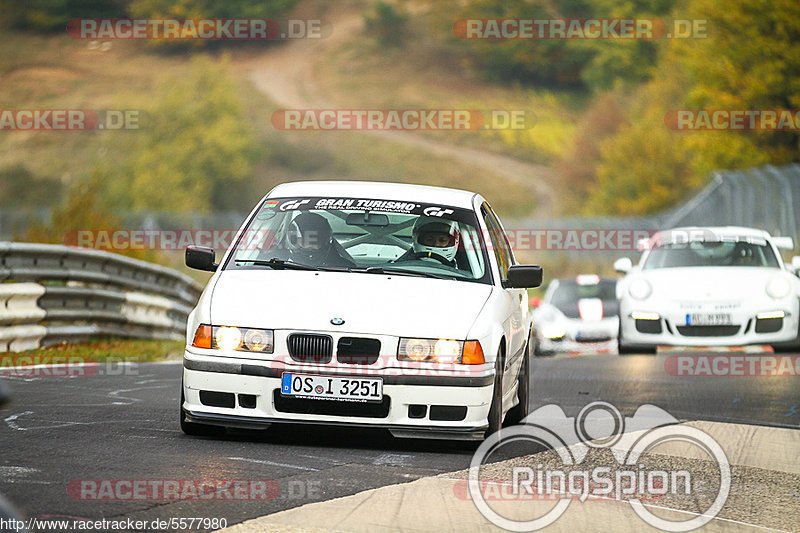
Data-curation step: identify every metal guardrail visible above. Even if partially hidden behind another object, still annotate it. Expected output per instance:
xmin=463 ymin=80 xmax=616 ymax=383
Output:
xmin=0 ymin=242 xmax=202 ymax=352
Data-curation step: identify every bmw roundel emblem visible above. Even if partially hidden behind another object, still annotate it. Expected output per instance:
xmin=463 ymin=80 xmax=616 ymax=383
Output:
xmin=330 ymin=317 xmax=345 ymax=326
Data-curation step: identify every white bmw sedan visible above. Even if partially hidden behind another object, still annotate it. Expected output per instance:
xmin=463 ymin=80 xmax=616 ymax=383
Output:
xmin=180 ymin=181 xmax=542 ymax=440
xmin=616 ymin=226 xmax=800 ymax=353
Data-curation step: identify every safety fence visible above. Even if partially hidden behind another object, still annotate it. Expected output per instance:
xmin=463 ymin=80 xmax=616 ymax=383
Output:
xmin=0 ymin=242 xmax=202 ymax=352
xmin=509 ymin=163 xmax=800 ymax=263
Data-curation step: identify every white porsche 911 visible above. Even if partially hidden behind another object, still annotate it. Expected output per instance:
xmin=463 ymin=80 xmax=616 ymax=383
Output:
xmin=615 ymin=226 xmax=800 ymax=353
xmin=180 ymin=181 xmax=542 ymax=440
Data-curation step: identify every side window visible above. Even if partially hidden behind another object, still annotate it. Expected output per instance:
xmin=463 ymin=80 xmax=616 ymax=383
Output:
xmin=481 ymin=204 xmax=513 ymax=281
xmin=486 ymin=204 xmax=516 ymax=266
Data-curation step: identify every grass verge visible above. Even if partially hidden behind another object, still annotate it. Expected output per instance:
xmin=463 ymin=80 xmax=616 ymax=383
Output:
xmin=0 ymin=338 xmax=185 ymax=366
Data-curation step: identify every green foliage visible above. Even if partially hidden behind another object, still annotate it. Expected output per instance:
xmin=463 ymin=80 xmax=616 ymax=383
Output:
xmin=442 ymin=0 xmax=675 ymax=90
xmin=557 ymin=92 xmax=627 ymax=211
xmin=583 ymin=0 xmax=799 ymax=215
xmin=127 ymin=0 xmax=297 ymax=20
xmin=1 ymin=0 xmax=297 ymax=40
xmin=127 ymin=0 xmax=297 ymax=49
xmin=0 ymin=0 xmax=128 ymax=32
xmin=363 ymin=1 xmax=409 ymax=48
xmin=453 ymin=0 xmax=594 ymax=87
xmin=574 ymin=0 xmax=674 ymax=92
xmin=0 ymin=164 xmax=63 ymax=206
xmin=121 ymin=55 xmax=259 ymax=212
xmin=674 ymin=0 xmax=800 ymax=161
xmin=23 ymin=171 xmax=155 ymax=261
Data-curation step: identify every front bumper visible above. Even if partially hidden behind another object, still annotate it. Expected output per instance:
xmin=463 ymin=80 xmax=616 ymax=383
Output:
xmin=535 ymin=317 xmax=618 ymax=354
xmin=620 ymin=302 xmax=799 ymax=347
xmin=182 ymin=351 xmax=496 ymax=440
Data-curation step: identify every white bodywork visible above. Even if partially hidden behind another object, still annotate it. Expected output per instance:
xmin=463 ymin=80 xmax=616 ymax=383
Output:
xmin=182 ymin=181 xmax=533 ymax=440
xmin=617 ymin=226 xmax=800 ymax=349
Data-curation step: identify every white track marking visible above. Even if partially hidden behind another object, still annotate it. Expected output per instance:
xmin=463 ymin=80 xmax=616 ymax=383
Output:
xmin=227 ymin=457 xmax=319 ymax=471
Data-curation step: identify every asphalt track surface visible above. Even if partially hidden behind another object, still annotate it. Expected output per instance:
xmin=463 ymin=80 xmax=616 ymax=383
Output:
xmin=0 ymin=351 xmax=797 ymax=532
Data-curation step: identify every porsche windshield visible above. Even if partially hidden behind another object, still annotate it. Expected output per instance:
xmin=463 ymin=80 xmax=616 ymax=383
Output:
xmin=643 ymin=239 xmax=781 ymax=269
xmin=225 ymin=196 xmax=491 ymax=283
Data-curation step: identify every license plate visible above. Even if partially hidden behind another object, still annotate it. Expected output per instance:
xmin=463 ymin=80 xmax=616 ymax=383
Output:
xmin=281 ymin=373 xmax=383 ymax=403
xmin=686 ymin=313 xmax=732 ymax=326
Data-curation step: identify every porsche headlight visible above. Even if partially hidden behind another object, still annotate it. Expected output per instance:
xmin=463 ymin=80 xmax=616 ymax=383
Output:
xmin=766 ymin=275 xmax=792 ymax=299
xmin=628 ymin=278 xmax=653 ymax=300
xmin=541 ymin=323 xmax=566 ymax=339
xmin=398 ymin=338 xmax=471 ymax=364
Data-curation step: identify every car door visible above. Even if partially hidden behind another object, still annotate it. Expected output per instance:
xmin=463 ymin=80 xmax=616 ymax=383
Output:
xmin=480 ymin=203 xmax=527 ymax=390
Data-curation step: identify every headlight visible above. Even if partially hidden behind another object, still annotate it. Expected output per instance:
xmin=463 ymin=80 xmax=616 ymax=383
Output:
xmin=243 ymin=328 xmax=273 ymax=352
xmin=541 ymin=323 xmax=566 ymax=339
xmin=398 ymin=338 xmax=484 ymax=364
xmin=191 ymin=324 xmax=274 ymax=353
xmin=215 ymin=326 xmax=242 ymax=351
xmin=628 ymin=278 xmax=652 ymax=300
xmin=766 ymin=275 xmax=792 ymax=299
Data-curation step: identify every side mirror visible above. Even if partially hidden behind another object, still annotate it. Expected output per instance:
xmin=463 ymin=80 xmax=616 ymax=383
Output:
xmin=792 ymin=256 xmax=800 ymax=275
xmin=773 ymin=237 xmax=794 ymax=251
xmin=185 ymin=246 xmax=218 ymax=272
xmin=614 ymin=257 xmax=633 ymax=274
xmin=529 ymin=296 xmax=542 ymax=308
xmin=504 ymin=265 xmax=543 ymax=289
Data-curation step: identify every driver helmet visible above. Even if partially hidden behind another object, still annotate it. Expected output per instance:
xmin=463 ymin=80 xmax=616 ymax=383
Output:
xmin=412 ymin=217 xmax=460 ymax=263
xmin=286 ymin=212 xmax=333 ymax=263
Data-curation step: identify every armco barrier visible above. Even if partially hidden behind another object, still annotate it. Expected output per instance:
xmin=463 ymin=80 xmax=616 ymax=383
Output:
xmin=0 ymin=242 xmax=201 ymax=352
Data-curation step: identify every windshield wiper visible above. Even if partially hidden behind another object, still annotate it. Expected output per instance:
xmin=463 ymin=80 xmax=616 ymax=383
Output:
xmin=234 ymin=258 xmax=320 ymax=271
xmin=234 ymin=258 xmax=353 ymax=273
xmin=362 ymin=266 xmax=454 ymax=280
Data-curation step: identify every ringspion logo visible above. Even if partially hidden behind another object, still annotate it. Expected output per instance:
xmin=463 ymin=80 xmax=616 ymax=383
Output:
xmin=469 ymin=402 xmax=730 ymax=531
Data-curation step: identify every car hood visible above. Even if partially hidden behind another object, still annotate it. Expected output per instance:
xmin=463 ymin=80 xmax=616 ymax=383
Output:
xmin=636 ymin=267 xmax=785 ymax=301
xmin=209 ymin=270 xmax=493 ymax=338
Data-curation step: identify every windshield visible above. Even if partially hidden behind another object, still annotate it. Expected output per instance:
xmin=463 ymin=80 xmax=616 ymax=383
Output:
xmin=643 ymin=239 xmax=781 ymax=269
xmin=224 ymin=196 xmax=491 ymax=283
